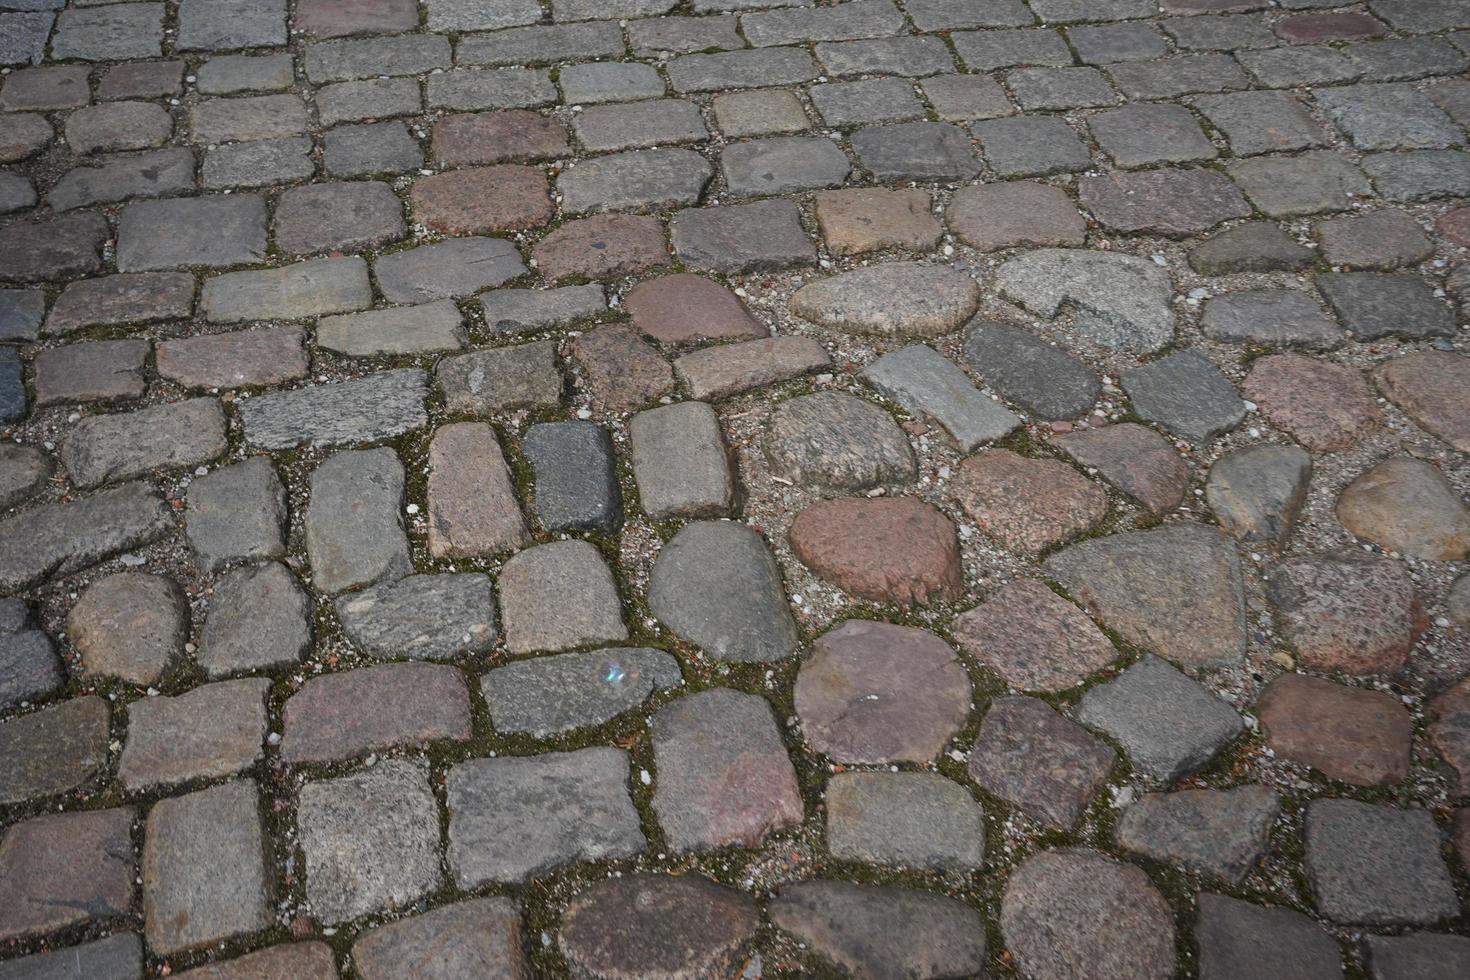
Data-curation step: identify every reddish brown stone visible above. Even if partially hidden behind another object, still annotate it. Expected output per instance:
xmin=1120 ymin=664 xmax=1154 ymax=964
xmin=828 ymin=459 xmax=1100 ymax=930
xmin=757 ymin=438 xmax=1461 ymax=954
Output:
xmin=354 ymin=899 xmax=527 ymax=980
xmin=177 ymin=942 xmax=338 ymax=979
xmin=280 ymin=662 xmax=473 ymax=764
xmin=0 ymin=807 xmax=135 ymax=942
xmin=625 ymin=273 xmax=767 ymax=345
xmin=1243 ymin=353 xmax=1382 ymax=452
xmin=156 ymin=327 xmax=309 ymax=389
xmin=948 ymin=181 xmax=1085 ymax=252
xmin=1438 ymin=206 xmax=1470 ymax=247
xmin=1375 ymin=349 xmax=1470 ymax=453
xmin=968 ymin=696 xmax=1115 ymax=831
xmin=795 ymin=620 xmax=971 ymax=765
xmin=1277 ymin=12 xmax=1384 ymax=44
xmin=432 ymin=110 xmax=569 ymax=167
xmin=295 ymin=0 xmax=419 ymax=37
xmin=674 ymin=336 xmax=830 ymax=400
xmin=787 ymin=496 xmax=962 ymax=607
xmin=46 ymin=271 xmax=195 ymax=335
xmin=1431 ymin=678 xmax=1470 ymax=796
xmin=954 ymin=580 xmax=1116 ymax=692
xmin=34 ymin=338 xmax=148 ymax=407
xmin=569 ymin=323 xmax=674 ymax=412
xmin=953 ymin=449 xmax=1107 ymax=554
xmin=1268 ymin=552 xmax=1418 ymax=676
xmin=534 ymin=215 xmax=669 ymax=281
xmin=1052 ymin=422 xmax=1189 ymax=516
xmin=814 ymin=187 xmax=941 ymax=256
xmin=410 ymin=166 xmax=552 ymax=235
xmin=427 ymin=421 xmax=530 ymax=559
xmin=1336 ymin=457 xmax=1470 ymax=560
xmin=1257 ymin=674 xmax=1411 ymax=787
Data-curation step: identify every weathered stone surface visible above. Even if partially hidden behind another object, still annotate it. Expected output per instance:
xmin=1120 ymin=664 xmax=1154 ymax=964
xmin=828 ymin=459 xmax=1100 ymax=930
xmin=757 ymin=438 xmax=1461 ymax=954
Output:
xmin=1227 ymin=151 xmax=1372 ymax=218
xmin=1201 ymin=289 xmax=1345 ymax=349
xmin=69 ymin=572 xmax=187 ymax=685
xmin=116 ymin=194 xmax=268 ymax=271
xmin=674 ymin=336 xmax=829 ymax=400
xmin=722 ymin=136 xmax=850 ymax=196
xmin=1317 ymin=271 xmax=1456 ymax=339
xmin=1244 ymin=354 xmax=1382 ymax=452
xmin=1337 ymin=457 xmax=1470 ymax=560
xmin=119 ymin=678 xmax=269 ymax=793
xmin=955 ymin=580 xmax=1117 ymax=692
xmin=275 ymin=180 xmax=406 ymax=255
xmin=427 ymin=422 xmax=529 ymax=559
xmin=1270 ymin=552 xmax=1417 ymax=675
xmin=376 ymin=238 xmax=525 ymax=304
xmin=1305 ymin=798 xmax=1458 ymax=926
xmin=202 ymin=256 xmax=373 ymax=323
xmin=297 ymin=759 xmax=442 ymax=924
xmin=573 ymin=98 xmax=709 ymax=153
xmin=560 ymin=874 xmax=760 ymax=980
xmin=1188 ymin=221 xmax=1316 ymax=275
xmin=1432 ymin=680 xmax=1470 ymax=792
xmin=1123 ymin=348 xmax=1245 ymax=444
xmin=1197 ymin=893 xmax=1344 ymax=980
xmin=558 ymin=148 xmax=710 ymax=215
xmin=523 ymin=421 xmax=623 ymax=534
xmin=498 ymin=540 xmax=627 ymax=654
xmin=0 ymin=696 xmax=109 ymax=806
xmin=1316 ymin=208 xmax=1432 ymax=270
xmin=1375 ymin=349 xmax=1470 ymax=452
xmin=64 ymin=101 xmax=172 ymax=156
xmin=1206 ymin=444 xmax=1312 ymax=548
xmin=1082 ymin=168 xmax=1251 ymax=235
xmin=764 ymin=391 xmax=916 ymax=493
xmin=827 ymin=771 xmax=984 ymax=871
xmin=969 ymin=695 xmax=1115 ymax=830
xmin=788 ymin=496 xmax=961 ymax=606
xmin=483 ymin=647 xmax=680 ymax=737
xmin=954 ymin=449 xmax=1108 ymax=553
xmin=712 ymin=87 xmax=809 ymax=136
xmin=0 ymin=443 xmax=50 ymax=512
xmin=1365 ymin=932 xmax=1470 ymax=980
xmin=1002 ymin=849 xmax=1176 ymax=980
xmin=34 ymin=338 xmax=148 ymax=408
xmin=864 ymin=344 xmax=1020 ymax=449
xmin=185 ymin=457 xmax=287 ymax=573
xmin=158 ymin=325 xmax=307 ymax=388
xmin=669 ymin=199 xmax=817 ymax=273
xmin=199 ymin=562 xmax=311 ymax=678
xmin=1091 ymin=103 xmax=1217 ymax=167
xmin=0 ymin=114 xmax=51 ymax=164
xmin=0 ymin=482 xmax=172 ymax=592
xmin=174 ymin=942 xmax=337 ymax=979
xmin=651 ymin=688 xmax=803 ymax=850
xmin=178 ymin=0 xmax=286 ymax=49
xmin=482 ymin=285 xmax=605 ymax=335
xmin=0 ymin=933 xmax=145 ymax=980
xmin=411 ymin=166 xmax=550 ymax=235
xmin=144 ymin=781 xmax=271 ymax=954
xmin=0 ymin=288 xmax=44 ymax=340
xmin=797 ymin=620 xmax=970 ymax=764
xmin=649 ymin=520 xmax=798 ymax=662
xmin=0 ymin=807 xmax=134 ymax=943
xmin=1044 ymin=525 xmax=1246 ymax=667
xmin=570 ymin=324 xmax=675 ymax=412
xmin=626 ymin=273 xmax=766 ymax=345
xmin=0 ymin=601 xmax=61 ymax=711
xmin=0 ymin=212 xmax=108 ymax=284
xmin=436 ymin=341 xmax=561 ymax=415
xmin=447 ymin=748 xmax=645 ymax=885
xmin=948 ymin=181 xmax=1084 ymax=251
xmin=995 ymin=248 xmax=1175 ymax=354
xmin=533 ymin=214 xmax=669 ymax=281
xmin=318 ymin=301 xmax=465 ymax=356
xmin=1116 ymin=786 xmax=1281 ymax=883
xmin=629 ymin=401 xmax=735 ymax=519
xmin=790 ymin=262 xmax=979 ymax=339
xmin=336 ymin=574 xmax=496 ymax=660
xmin=304 ymin=448 xmax=411 ymax=594
xmin=305 ymin=34 xmax=451 ymax=83
xmin=815 ymin=187 xmax=941 ymax=255
xmin=1259 ymin=674 xmax=1412 ymax=786
xmin=353 ymin=899 xmax=528 ymax=980
xmin=282 ymin=662 xmax=472 ymax=764
xmin=962 ymin=319 xmax=1100 ymax=421
xmin=239 ymin=369 xmax=428 ymax=450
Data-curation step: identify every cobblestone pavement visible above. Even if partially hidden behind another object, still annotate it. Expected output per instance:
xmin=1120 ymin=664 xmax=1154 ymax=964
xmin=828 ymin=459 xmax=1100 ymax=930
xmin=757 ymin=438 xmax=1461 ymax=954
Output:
xmin=4 ymin=0 xmax=1470 ymax=977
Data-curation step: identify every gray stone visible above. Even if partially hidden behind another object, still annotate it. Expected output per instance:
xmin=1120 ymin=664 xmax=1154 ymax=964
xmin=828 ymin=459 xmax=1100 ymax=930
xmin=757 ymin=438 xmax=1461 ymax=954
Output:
xmin=458 ymin=21 xmax=623 ymax=66
xmin=376 ymin=238 xmax=526 ymax=304
xmin=0 ymin=481 xmax=171 ymax=592
xmin=45 ymin=272 xmax=194 ymax=335
xmin=630 ymin=13 xmax=743 ymax=54
xmin=0 ymin=11 xmax=50 ymax=66
xmin=1239 ymin=43 xmax=1359 ymax=87
xmin=1365 ymin=932 xmax=1470 ymax=980
xmin=743 ymin=0 xmax=901 ymax=46
xmin=317 ymin=301 xmax=466 ymax=356
xmin=204 ymin=137 xmax=316 ymax=189
xmin=64 ymin=101 xmax=173 ymax=154
xmin=118 ymin=678 xmax=270 ymax=793
xmin=523 ymin=420 xmax=623 ymax=533
xmin=649 ymin=521 xmax=799 ymax=663
xmin=1091 ymin=103 xmax=1217 ymax=167
xmin=498 ymin=540 xmax=627 ymax=654
xmin=199 ymin=562 xmax=311 ymax=677
xmin=274 ymin=180 xmax=406 ymax=255
xmin=447 ymin=748 xmax=645 ymax=886
xmin=1206 ymin=444 xmax=1312 ymax=547
xmin=0 ymin=172 xmax=35 ymax=213
xmin=1070 ymin=21 xmax=1167 ymax=62
xmin=1227 ymin=151 xmax=1373 ymax=217
xmin=143 ymin=781 xmax=271 ymax=954
xmin=973 ymin=116 xmax=1093 ymax=176
xmin=790 ymin=262 xmax=979 ymax=339
xmin=765 ymin=391 xmax=916 ymax=493
xmin=1189 ymin=222 xmax=1316 ymax=275
xmin=1110 ymin=52 xmax=1248 ymax=98
xmin=481 ymin=285 xmax=605 ymax=335
xmin=721 ymin=136 xmax=850 ymax=196
xmin=961 ymin=320 xmax=1100 ymax=421
xmin=64 ymin=398 xmax=228 ymax=490
xmin=50 ymin=3 xmax=163 ymax=60
xmin=68 ymin=572 xmax=187 ymax=685
xmin=1116 ymin=786 xmax=1281 ymax=883
xmin=1202 ymin=289 xmax=1344 ymax=348
xmin=0 ymin=602 xmax=61 ymax=711
xmin=1122 ymin=348 xmax=1246 ymax=444
xmin=808 ymin=77 xmax=923 ymax=127
xmin=197 ymin=53 xmax=294 ymax=94
xmin=573 ymin=98 xmax=709 ymax=152
xmin=323 ymin=120 xmax=423 ymax=176
xmin=436 ymin=341 xmax=561 ymax=415
xmin=994 ymin=249 xmax=1175 ymax=354
xmin=953 ymin=27 xmax=1071 ymax=69
xmin=1082 ymin=168 xmax=1252 ymax=236
xmin=850 ymin=121 xmax=979 ymax=180
xmin=1078 ymin=655 xmax=1244 ymax=783
xmin=670 ymin=199 xmax=816 ymax=273
xmin=559 ymin=61 xmax=664 ymax=104
xmin=908 ymin=0 xmax=1031 ymax=29
xmin=0 ymin=212 xmax=108 ymax=284
xmin=629 ymin=401 xmax=734 ymax=519
xmin=97 ymin=59 xmax=184 ymax=101
xmin=186 ymin=457 xmax=287 ymax=573
xmin=0 ymin=288 xmax=43 ymax=340
xmin=1305 ymin=799 xmax=1458 ymax=926
xmin=33 ymin=338 xmax=147 ymax=408
xmin=0 ymin=444 xmax=50 ymax=511
xmin=817 ymin=36 xmax=951 ymax=77
xmin=352 ymin=899 xmax=527 ymax=980
xmin=239 ymin=368 xmax=427 ymax=450
xmin=304 ymin=448 xmax=411 ymax=594
xmin=1316 ymin=83 xmax=1462 ymax=151
xmin=281 ymin=662 xmax=473 ymax=764
xmin=1196 ymin=90 xmax=1329 ymax=156
xmin=713 ymin=88 xmax=810 ymax=136
xmin=428 ymin=68 xmax=555 ymax=110
xmin=1318 ymin=271 xmax=1456 ymax=339
xmin=667 ymin=46 xmax=819 ymax=92
xmin=190 ymin=94 xmax=308 ymax=144
xmin=827 ymin=770 xmax=982 ymax=871
xmin=178 ymin=0 xmax=286 ymax=49
xmin=305 ymin=33 xmax=451 ymax=82
xmin=770 ymin=881 xmax=985 ymax=980
xmin=0 ymin=934 xmax=143 ymax=980
xmin=318 ymin=77 xmax=422 ymax=125
xmin=298 ymin=759 xmax=443 ymax=924
xmin=49 ymin=147 xmax=197 ymax=212
xmin=921 ymin=72 xmax=1015 ymax=120
xmin=1007 ymin=66 xmax=1118 ymax=110
xmin=483 ymin=647 xmax=681 ymax=736
xmin=1197 ymin=894 xmax=1343 ymax=980
xmin=427 ymin=422 xmax=530 ymax=560
xmin=1315 ymin=208 xmax=1433 ymax=270
xmin=336 ymin=573 xmax=496 ymax=660
xmin=115 ymin=194 xmax=267 ymax=271
xmin=0 ymin=66 xmax=89 ymax=111
xmin=559 ymin=148 xmax=711 ymax=214
xmin=0 ymin=696 xmax=109 ymax=805
xmin=1364 ymin=149 xmax=1470 ymax=202
xmin=864 ymin=344 xmax=1019 ymax=450
xmin=673 ymin=336 xmax=829 ymax=400
xmin=0 ymin=807 xmax=134 ymax=943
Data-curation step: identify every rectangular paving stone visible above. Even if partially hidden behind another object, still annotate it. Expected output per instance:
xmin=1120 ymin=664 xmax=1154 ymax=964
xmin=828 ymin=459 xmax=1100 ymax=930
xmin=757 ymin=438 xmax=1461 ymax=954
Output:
xmin=294 ymin=0 xmax=420 ymax=38
xmin=436 ymin=340 xmax=562 ymax=414
xmin=50 ymin=3 xmax=164 ymax=60
xmin=630 ymin=400 xmax=735 ymax=518
xmin=305 ymin=33 xmax=451 ymax=82
xmin=116 ymin=194 xmax=268 ymax=271
xmin=178 ymin=0 xmax=285 ymax=49
xmin=975 ymin=116 xmax=1091 ymax=176
xmin=98 ymin=59 xmax=184 ymax=100
xmin=481 ymin=284 xmax=606 ymax=334
xmin=521 ymin=421 xmax=623 ymax=534
xmin=191 ymin=93 xmax=309 ymax=143
xmin=667 ymin=46 xmax=819 ymax=91
xmin=352 ymin=899 xmax=527 ymax=980
xmin=318 ymin=77 xmax=422 ymax=125
xmin=427 ymin=421 xmax=530 ymax=558
xmin=675 ymin=336 xmax=830 ymax=400
xmin=197 ymin=52 xmax=295 ymax=94
xmin=628 ymin=13 xmax=743 ymax=54
xmin=0 ymin=65 xmax=89 ymax=110
xmin=864 ymin=344 xmax=1021 ymax=451
xmin=921 ymin=73 xmax=1014 ymax=120
xmin=1316 ymin=82 xmax=1463 ymax=151
xmin=455 ymin=21 xmax=625 ymax=65
xmin=204 ymin=136 xmax=316 ymax=188
xmin=427 ymin=0 xmax=539 ymax=30
xmin=304 ymin=447 xmax=412 ymax=593
xmin=63 ymin=397 xmax=228 ymax=488
xmin=0 ymin=482 xmax=171 ymax=592
xmin=143 ymin=781 xmax=271 ymax=955
xmin=1347 ymin=37 xmax=1468 ymax=81
xmin=0 ymin=807 xmax=134 ymax=942
xmin=0 ymin=288 xmax=43 ymax=341
xmin=0 ymin=11 xmax=52 ymax=67
xmin=1195 ymin=90 xmax=1329 ymax=156
xmin=46 ymin=271 xmax=194 ymax=334
xmin=119 ymin=678 xmax=270 ymax=792
xmin=713 ymin=88 xmax=810 ymax=135
xmin=32 ymin=337 xmax=145 ymax=406
xmin=559 ymin=147 xmax=710 ymax=213
xmin=157 ymin=325 xmax=308 ymax=389
xmin=281 ymin=662 xmax=472 ymax=763
xmin=376 ymin=237 xmax=526 ymax=304
xmin=318 ymin=300 xmax=468 ymax=355
xmin=553 ymin=0 xmax=677 ymax=19
xmin=1238 ymin=44 xmax=1360 ymax=87
xmin=671 ymin=199 xmax=816 ymax=273
xmin=1110 ymin=53 xmax=1250 ymax=98
xmin=0 ymin=934 xmax=143 ymax=980
xmin=742 ymin=0 xmax=903 ymax=46
xmin=816 ymin=36 xmax=955 ymax=77
xmin=184 ymin=456 xmax=288 ymax=571
xmin=323 ymin=120 xmax=423 ymax=175
xmin=48 ymin=146 xmax=197 ymax=211
xmin=238 ymin=367 xmax=429 ymax=450
xmin=952 ymin=28 xmax=1073 ymax=70
xmin=173 ymin=942 xmax=338 ymax=979
xmin=201 ymin=255 xmax=372 ymax=321
xmin=573 ymin=98 xmax=709 ymax=152
xmin=559 ymin=61 xmax=665 ymax=105
xmin=810 ymin=77 xmax=924 ymax=126
xmin=427 ymin=67 xmax=555 ymax=110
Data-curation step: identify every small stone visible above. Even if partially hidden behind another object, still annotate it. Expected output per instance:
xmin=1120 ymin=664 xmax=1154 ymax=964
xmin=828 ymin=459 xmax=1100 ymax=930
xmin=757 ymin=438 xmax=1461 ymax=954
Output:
xmin=626 ymin=273 xmax=766 ymax=345
xmin=69 ymin=572 xmax=187 ymax=686
xmin=713 ymin=87 xmax=809 ymax=136
xmin=1197 ymin=894 xmax=1344 ymax=980
xmin=1002 ymin=849 xmax=1176 ymax=980
xmin=962 ymin=319 xmax=1100 ymax=421
xmin=239 ymin=368 xmax=427 ymax=450
xmin=498 ymin=540 xmax=627 ymax=654
xmin=954 ymin=580 xmax=1117 ymax=692
xmin=995 ymin=248 xmax=1175 ymax=353
xmin=426 ymin=422 xmax=530 ymax=559
xmin=764 ymin=391 xmax=916 ymax=493
xmin=1201 ymin=289 xmax=1345 ymax=349
xmin=674 ymin=336 xmax=830 ymax=400
xmin=202 ymin=256 xmax=373 ymax=323
xmin=1188 ymin=221 xmax=1316 ymax=275
xmin=523 ymin=421 xmax=623 ymax=534
xmin=1078 ymin=655 xmax=1244 ymax=783
xmin=1243 ymin=354 xmax=1381 ymax=452
xmin=34 ymin=338 xmax=148 ymax=407
xmin=482 ymin=285 xmax=606 ymax=335
xmin=561 ymin=874 xmax=760 ymax=980
xmin=864 ymin=344 xmax=1020 ymax=450
xmin=1269 ymin=551 xmax=1417 ymax=675
xmin=1336 ymin=457 xmax=1470 ymax=560
xmin=144 ymin=781 xmax=271 ymax=954
xmin=46 ymin=272 xmax=195 ymax=336
xmin=304 ymin=448 xmax=411 ymax=594
xmin=1305 ymin=798 xmax=1458 ymax=926
xmin=317 ymin=301 xmax=467 ymax=356
xmin=282 ymin=662 xmax=472 ymax=764
xmin=0 ymin=482 xmax=172 ymax=593
xmin=652 ymin=688 xmax=803 ymax=851
xmin=298 ymin=759 xmax=443 ymax=924
xmin=814 ymin=187 xmax=941 ymax=256
xmin=1318 ymin=270 xmax=1456 ymax=339
xmin=0 ymin=696 xmax=110 ymax=806
xmin=1316 ymin=208 xmax=1433 ymax=269
xmin=670 ymin=199 xmax=816 ymax=273
xmin=482 ymin=647 xmax=681 ymax=737
xmin=948 ymin=181 xmax=1084 ymax=251
xmin=571 ymin=324 xmax=675 ymax=412
xmin=1091 ymin=103 xmax=1217 ymax=167
xmin=199 ymin=562 xmax=311 ymax=678
xmin=335 ymin=573 xmax=496 ymax=660
xmin=628 ymin=401 xmax=735 ymax=519
xmin=1206 ymin=444 xmax=1313 ymax=548
xmin=1433 ymin=679 xmax=1470 ymax=795
xmin=788 ymin=496 xmax=961 ymax=606
xmin=410 ymin=166 xmax=550 ymax=235
xmin=184 ymin=458 xmax=287 ymax=574
xmin=0 ymin=444 xmax=50 ymax=512
xmin=0 ymin=288 xmax=44 ymax=340
xmin=119 ymin=678 xmax=269 ymax=793
xmin=1258 ymin=674 xmax=1412 ymax=786
xmin=1116 ymin=786 xmax=1281 ymax=883
xmin=275 ymin=180 xmax=407 ymax=255
xmin=432 ymin=109 xmax=570 ymax=166
xmin=827 ymin=771 xmax=984 ymax=871
xmin=436 ymin=341 xmax=561 ymax=415
xmin=0 ymin=807 xmax=134 ymax=942
xmin=353 ymin=899 xmax=529 ymax=980
xmin=953 ymin=449 xmax=1108 ymax=553
xmin=968 ymin=695 xmax=1115 ymax=829
xmin=1375 ymin=349 xmax=1470 ymax=452
xmin=1365 ymin=932 xmax=1470 ymax=980
xmin=533 ymin=214 xmax=669 ymax=281
xmin=0 ymin=601 xmax=62 ymax=711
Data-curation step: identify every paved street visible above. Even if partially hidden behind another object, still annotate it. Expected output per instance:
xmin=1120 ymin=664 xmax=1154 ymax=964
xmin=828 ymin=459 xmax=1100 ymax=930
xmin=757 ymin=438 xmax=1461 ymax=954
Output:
xmin=2 ymin=0 xmax=1470 ymax=976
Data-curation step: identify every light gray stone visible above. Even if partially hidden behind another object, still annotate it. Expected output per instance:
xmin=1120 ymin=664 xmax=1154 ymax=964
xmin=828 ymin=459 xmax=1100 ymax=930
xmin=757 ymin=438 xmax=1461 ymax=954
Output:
xmin=790 ymin=262 xmax=980 ymax=339
xmin=199 ymin=562 xmax=311 ymax=678
xmin=994 ymin=249 xmax=1175 ymax=353
xmin=303 ymin=447 xmax=411 ymax=594
xmin=826 ymin=771 xmax=983 ymax=871
xmin=63 ymin=398 xmax=227 ymax=489
xmin=629 ymin=401 xmax=735 ymax=520
xmin=336 ymin=573 xmax=496 ymax=660
xmin=764 ymin=391 xmax=916 ymax=493
xmin=864 ymin=344 xmax=1020 ymax=450
xmin=558 ymin=148 xmax=711 ymax=214
xmin=201 ymin=256 xmax=372 ymax=322
xmin=186 ymin=457 xmax=287 ymax=572
xmin=482 ymin=647 xmax=681 ymax=736
xmin=317 ymin=301 xmax=467 ymax=356
xmin=498 ymin=540 xmax=627 ymax=654
xmin=481 ymin=285 xmax=605 ymax=335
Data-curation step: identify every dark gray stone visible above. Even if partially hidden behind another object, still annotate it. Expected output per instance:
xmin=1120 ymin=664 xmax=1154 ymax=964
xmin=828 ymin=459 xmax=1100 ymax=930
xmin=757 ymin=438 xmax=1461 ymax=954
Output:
xmin=178 ymin=0 xmax=286 ymax=49
xmin=953 ymin=27 xmax=1071 ymax=70
xmin=1206 ymin=444 xmax=1312 ymax=547
xmin=1197 ymin=894 xmax=1344 ymax=980
xmin=0 ymin=444 xmax=50 ymax=510
xmin=0 ymin=600 xmax=61 ymax=711
xmin=436 ymin=341 xmax=561 ymax=415
xmin=1227 ymin=151 xmax=1372 ymax=217
xmin=482 ymin=647 xmax=681 ymax=736
xmin=523 ymin=420 xmax=623 ymax=533
xmin=116 ymin=194 xmax=267 ymax=271
xmin=1362 ymin=149 xmax=1470 ymax=202
xmin=1122 ymin=348 xmax=1246 ymax=444
xmin=1318 ymin=272 xmax=1456 ymax=339
xmin=238 ymin=368 xmax=428 ymax=450
xmin=0 ymin=11 xmax=51 ymax=67
xmin=1189 ymin=222 xmax=1316 ymax=275
xmin=1082 ymin=168 xmax=1252 ymax=236
xmin=851 ymin=121 xmax=979 ymax=180
xmin=336 ymin=573 xmax=496 ymax=660
xmin=50 ymin=3 xmax=163 ymax=60
xmin=1201 ymin=289 xmax=1345 ymax=349
xmin=1090 ymin=103 xmax=1216 ymax=167
xmin=1305 ymin=799 xmax=1458 ymax=926
xmin=808 ymin=77 xmax=923 ymax=126
xmin=1196 ymin=90 xmax=1330 ymax=156
xmin=0 ymin=933 xmax=143 ymax=980
xmin=323 ymin=120 xmax=423 ymax=177
xmin=305 ymin=34 xmax=452 ymax=83
xmin=1116 ymin=786 xmax=1281 ymax=883
xmin=274 ymin=180 xmax=406 ymax=255
xmin=0 ymin=481 xmax=171 ymax=592
xmin=667 ymin=46 xmax=819 ymax=92
xmin=0 ymin=288 xmax=43 ymax=340
xmin=826 ymin=771 xmax=983 ymax=871
xmin=1110 ymin=52 xmax=1248 ymax=98
xmin=458 ymin=21 xmax=623 ymax=66
xmin=49 ymin=146 xmax=197 ymax=212
xmin=573 ymin=98 xmax=709 ymax=152
xmin=670 ymin=200 xmax=816 ymax=273
xmin=64 ymin=399 xmax=228 ymax=489
xmin=1007 ymin=66 xmax=1117 ymax=110
xmin=1365 ymin=932 xmax=1470 ymax=980
xmin=1069 ymin=21 xmax=1167 ymax=62
xmin=558 ymin=148 xmax=711 ymax=214
xmin=375 ymin=237 xmax=526 ymax=305
xmin=961 ymin=319 xmax=1101 ymax=420
xmin=0 ymin=212 xmax=108 ymax=284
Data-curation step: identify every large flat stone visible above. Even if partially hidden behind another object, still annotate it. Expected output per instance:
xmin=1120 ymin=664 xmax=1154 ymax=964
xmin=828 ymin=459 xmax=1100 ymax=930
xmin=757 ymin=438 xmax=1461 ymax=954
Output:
xmin=238 ymin=369 xmax=428 ymax=450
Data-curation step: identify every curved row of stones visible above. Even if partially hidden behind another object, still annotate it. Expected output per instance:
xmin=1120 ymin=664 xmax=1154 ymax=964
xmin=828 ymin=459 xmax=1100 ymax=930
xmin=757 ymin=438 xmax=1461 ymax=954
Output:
xmin=3 ymin=0 xmax=1470 ymax=976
